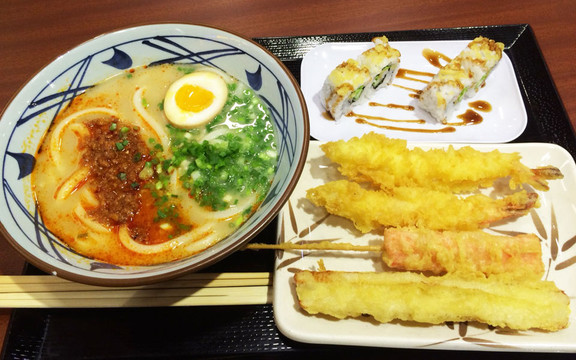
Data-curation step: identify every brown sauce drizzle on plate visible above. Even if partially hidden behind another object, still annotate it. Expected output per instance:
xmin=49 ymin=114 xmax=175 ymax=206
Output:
xmin=422 ymin=49 xmax=452 ymax=68
xmin=469 ymin=100 xmax=492 ymax=112
xmin=396 ymin=68 xmax=434 ymax=84
xmin=392 ymin=84 xmax=423 ymax=99
xmin=368 ymin=102 xmax=415 ymax=111
xmin=445 ymin=101 xmax=492 ymax=126
xmin=445 ymin=109 xmax=483 ymax=126
xmin=322 ymin=111 xmax=335 ymax=121
xmin=355 ymin=118 xmax=456 ymax=133
xmin=347 ymin=111 xmax=424 ymax=124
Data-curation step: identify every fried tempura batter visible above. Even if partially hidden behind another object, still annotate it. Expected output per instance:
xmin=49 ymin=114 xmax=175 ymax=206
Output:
xmin=321 ymin=132 xmax=563 ymax=192
xmin=294 ymin=270 xmax=570 ymax=331
xmin=306 ymin=180 xmax=538 ymax=233
xmin=382 ymin=227 xmax=544 ymax=279
xmin=249 ymin=228 xmax=543 ymax=279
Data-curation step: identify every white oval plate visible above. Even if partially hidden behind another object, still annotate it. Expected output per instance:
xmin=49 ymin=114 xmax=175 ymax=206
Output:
xmin=301 ymin=40 xmax=527 ymax=142
xmin=273 ymin=140 xmax=576 ymax=352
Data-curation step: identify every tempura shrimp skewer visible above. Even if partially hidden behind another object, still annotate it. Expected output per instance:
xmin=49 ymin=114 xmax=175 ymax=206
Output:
xmin=321 ymin=132 xmax=563 ymax=192
xmin=247 ymin=228 xmax=543 ymax=279
xmin=306 ymin=180 xmax=538 ymax=233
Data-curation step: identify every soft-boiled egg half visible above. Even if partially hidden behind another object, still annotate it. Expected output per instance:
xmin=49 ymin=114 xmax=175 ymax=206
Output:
xmin=164 ymin=71 xmax=228 ymax=128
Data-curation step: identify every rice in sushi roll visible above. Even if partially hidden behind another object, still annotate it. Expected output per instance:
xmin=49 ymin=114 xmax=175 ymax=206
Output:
xmin=321 ymin=36 xmax=401 ymax=121
xmin=418 ymin=36 xmax=505 ymax=124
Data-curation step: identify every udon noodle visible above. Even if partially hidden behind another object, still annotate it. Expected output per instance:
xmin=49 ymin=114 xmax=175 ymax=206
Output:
xmin=32 ymin=64 xmax=277 ymax=265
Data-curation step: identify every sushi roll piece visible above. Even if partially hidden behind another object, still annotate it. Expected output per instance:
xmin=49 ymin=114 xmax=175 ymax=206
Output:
xmin=358 ymin=36 xmax=401 ymax=98
xmin=321 ymin=35 xmax=401 ymax=121
xmin=418 ymin=36 xmax=504 ymax=124
xmin=321 ymin=59 xmax=372 ymax=120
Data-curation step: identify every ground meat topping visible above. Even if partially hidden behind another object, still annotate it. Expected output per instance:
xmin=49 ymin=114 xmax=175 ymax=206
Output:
xmin=80 ymin=117 xmax=150 ymax=226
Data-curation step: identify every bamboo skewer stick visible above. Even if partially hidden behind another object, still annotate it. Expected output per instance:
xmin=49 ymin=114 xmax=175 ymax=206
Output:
xmin=246 ymin=241 xmax=381 ymax=252
xmin=0 ymin=240 xmax=388 ymax=310
xmin=0 ymin=287 xmax=272 ymax=308
xmin=0 ymin=272 xmax=270 ymax=284
xmin=0 ymin=272 xmax=273 ymax=308
xmin=0 ymin=272 xmax=271 ymax=293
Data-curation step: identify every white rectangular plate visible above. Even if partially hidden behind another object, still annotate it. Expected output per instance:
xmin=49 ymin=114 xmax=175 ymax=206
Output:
xmin=301 ymin=40 xmax=527 ymax=143
xmin=273 ymin=141 xmax=576 ymax=352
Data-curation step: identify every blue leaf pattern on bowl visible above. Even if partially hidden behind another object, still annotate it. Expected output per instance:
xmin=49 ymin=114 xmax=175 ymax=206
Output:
xmin=145 ymin=36 xmax=242 ymax=71
xmin=101 ymin=48 xmax=133 ymax=70
xmin=246 ymin=65 xmax=263 ymax=90
xmin=6 ymin=152 xmax=35 ymax=179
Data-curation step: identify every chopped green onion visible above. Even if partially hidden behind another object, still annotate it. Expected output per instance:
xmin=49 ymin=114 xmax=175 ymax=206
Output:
xmin=177 ymin=66 xmax=195 ymax=74
xmin=147 ymin=78 xmax=277 ymax=219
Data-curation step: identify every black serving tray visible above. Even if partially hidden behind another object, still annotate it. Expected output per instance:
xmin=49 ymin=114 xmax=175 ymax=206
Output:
xmin=2 ymin=24 xmax=575 ymax=360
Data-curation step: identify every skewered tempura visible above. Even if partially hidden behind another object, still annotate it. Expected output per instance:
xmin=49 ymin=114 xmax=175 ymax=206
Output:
xmin=294 ymin=270 xmax=570 ymax=331
xmin=322 ymin=36 xmax=401 ymax=120
xmin=382 ymin=227 xmax=544 ymax=279
xmin=285 ymin=129 xmax=569 ymax=332
xmin=306 ymin=180 xmax=538 ymax=233
xmin=321 ymin=132 xmax=563 ymax=192
xmin=418 ymin=36 xmax=505 ymax=123
xmin=248 ymin=227 xmax=544 ymax=279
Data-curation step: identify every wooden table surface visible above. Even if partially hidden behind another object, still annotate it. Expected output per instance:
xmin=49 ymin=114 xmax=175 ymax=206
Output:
xmin=0 ymin=0 xmax=574 ymax=354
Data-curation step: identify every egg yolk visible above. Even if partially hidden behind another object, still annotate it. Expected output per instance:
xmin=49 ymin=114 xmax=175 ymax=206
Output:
xmin=175 ymin=84 xmax=214 ymax=112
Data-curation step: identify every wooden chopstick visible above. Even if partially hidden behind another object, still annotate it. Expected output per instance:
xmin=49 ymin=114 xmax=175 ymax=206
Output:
xmin=0 ymin=272 xmax=273 ymax=308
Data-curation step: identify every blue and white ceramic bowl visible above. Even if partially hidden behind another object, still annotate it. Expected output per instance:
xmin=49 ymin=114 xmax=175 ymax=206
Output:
xmin=0 ymin=24 xmax=309 ymax=286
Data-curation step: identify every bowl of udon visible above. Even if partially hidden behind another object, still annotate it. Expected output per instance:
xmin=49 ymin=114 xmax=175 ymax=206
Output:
xmin=0 ymin=24 xmax=309 ymax=286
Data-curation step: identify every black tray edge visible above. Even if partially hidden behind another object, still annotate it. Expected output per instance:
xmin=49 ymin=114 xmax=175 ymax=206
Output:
xmin=3 ymin=24 xmax=576 ymax=360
